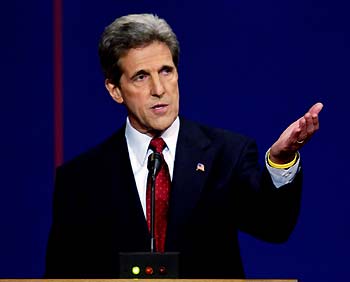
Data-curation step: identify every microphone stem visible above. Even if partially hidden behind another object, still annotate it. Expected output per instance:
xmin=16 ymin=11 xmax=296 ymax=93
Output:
xmin=150 ymin=174 xmax=156 ymax=253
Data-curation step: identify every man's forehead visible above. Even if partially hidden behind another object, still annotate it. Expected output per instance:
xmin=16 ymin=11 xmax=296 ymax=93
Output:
xmin=119 ymin=41 xmax=174 ymax=74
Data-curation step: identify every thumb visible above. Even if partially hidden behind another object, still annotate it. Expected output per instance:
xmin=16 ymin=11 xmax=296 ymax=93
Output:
xmin=308 ymin=102 xmax=324 ymax=115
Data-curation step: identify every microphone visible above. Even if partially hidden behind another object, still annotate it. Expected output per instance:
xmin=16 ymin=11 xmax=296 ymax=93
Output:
xmin=119 ymin=152 xmax=179 ymax=278
xmin=147 ymin=152 xmax=162 ymax=179
xmin=147 ymin=152 xmax=162 ymax=252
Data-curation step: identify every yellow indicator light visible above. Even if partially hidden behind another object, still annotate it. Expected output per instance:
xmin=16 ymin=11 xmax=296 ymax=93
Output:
xmin=131 ymin=266 xmax=141 ymax=275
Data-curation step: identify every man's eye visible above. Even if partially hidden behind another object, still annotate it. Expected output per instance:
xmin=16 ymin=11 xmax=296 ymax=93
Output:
xmin=161 ymin=67 xmax=173 ymax=75
xmin=134 ymin=74 xmax=148 ymax=81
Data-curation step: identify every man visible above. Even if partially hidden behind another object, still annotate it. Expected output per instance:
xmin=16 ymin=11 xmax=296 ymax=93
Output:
xmin=45 ymin=14 xmax=323 ymax=278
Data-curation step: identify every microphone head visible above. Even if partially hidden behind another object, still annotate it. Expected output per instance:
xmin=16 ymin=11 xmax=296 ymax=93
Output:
xmin=147 ymin=152 xmax=162 ymax=177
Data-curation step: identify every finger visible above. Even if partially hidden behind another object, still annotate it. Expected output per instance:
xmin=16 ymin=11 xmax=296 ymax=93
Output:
xmin=298 ymin=117 xmax=306 ymax=132
xmin=312 ymin=114 xmax=319 ymax=130
xmin=304 ymin=112 xmax=315 ymax=134
xmin=308 ymin=102 xmax=324 ymax=115
xmin=296 ymin=117 xmax=307 ymax=141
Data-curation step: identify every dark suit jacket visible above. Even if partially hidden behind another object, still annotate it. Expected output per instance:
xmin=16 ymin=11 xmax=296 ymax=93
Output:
xmin=45 ymin=118 xmax=302 ymax=278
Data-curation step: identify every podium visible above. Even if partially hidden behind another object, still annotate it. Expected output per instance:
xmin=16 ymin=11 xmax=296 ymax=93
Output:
xmin=0 ymin=279 xmax=298 ymax=282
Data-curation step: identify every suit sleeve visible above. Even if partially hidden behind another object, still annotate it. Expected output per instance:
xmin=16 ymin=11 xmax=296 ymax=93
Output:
xmin=45 ymin=166 xmax=79 ymax=277
xmin=233 ymin=138 xmax=303 ymax=243
xmin=45 ymin=164 xmax=104 ymax=278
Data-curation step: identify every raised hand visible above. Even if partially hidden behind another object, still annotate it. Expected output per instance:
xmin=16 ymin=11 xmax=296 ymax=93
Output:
xmin=269 ymin=102 xmax=323 ymax=164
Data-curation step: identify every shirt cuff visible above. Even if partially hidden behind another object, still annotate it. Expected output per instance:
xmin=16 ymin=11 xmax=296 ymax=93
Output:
xmin=265 ymin=150 xmax=301 ymax=188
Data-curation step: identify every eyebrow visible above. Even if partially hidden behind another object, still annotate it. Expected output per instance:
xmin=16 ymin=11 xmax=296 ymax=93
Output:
xmin=160 ymin=65 xmax=174 ymax=71
xmin=130 ymin=64 xmax=174 ymax=80
xmin=130 ymin=70 xmax=148 ymax=80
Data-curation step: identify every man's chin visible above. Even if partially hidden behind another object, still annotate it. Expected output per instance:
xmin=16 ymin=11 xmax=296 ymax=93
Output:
xmin=147 ymin=121 xmax=174 ymax=136
xmin=146 ymin=126 xmax=168 ymax=136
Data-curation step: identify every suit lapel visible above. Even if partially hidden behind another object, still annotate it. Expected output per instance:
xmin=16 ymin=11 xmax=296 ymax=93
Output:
xmin=166 ymin=119 xmax=214 ymax=250
xmin=104 ymin=128 xmax=150 ymax=251
xmin=104 ymin=120 xmax=216 ymax=251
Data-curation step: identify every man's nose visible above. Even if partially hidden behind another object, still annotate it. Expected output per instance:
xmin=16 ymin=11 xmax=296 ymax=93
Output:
xmin=150 ymin=75 xmax=165 ymax=97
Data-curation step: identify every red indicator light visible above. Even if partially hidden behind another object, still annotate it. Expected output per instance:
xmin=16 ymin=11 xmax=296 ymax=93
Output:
xmin=159 ymin=266 xmax=167 ymax=275
xmin=145 ymin=266 xmax=154 ymax=275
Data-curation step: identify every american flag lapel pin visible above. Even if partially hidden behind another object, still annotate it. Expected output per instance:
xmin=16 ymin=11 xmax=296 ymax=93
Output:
xmin=196 ymin=163 xmax=205 ymax=172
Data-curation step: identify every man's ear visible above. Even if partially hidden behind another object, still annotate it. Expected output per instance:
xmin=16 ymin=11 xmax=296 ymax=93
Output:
xmin=105 ymin=79 xmax=124 ymax=104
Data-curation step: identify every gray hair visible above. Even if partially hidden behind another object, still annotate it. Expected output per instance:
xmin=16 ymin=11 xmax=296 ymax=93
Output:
xmin=98 ymin=14 xmax=180 ymax=85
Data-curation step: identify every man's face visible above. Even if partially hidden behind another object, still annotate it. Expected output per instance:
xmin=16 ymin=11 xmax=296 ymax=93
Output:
xmin=106 ymin=41 xmax=179 ymax=136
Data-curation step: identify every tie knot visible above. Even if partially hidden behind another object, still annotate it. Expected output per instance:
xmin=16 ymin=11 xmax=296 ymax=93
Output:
xmin=150 ymin=137 xmax=166 ymax=153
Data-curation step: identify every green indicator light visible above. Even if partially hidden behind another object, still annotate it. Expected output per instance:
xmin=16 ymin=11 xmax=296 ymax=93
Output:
xmin=132 ymin=266 xmax=140 ymax=275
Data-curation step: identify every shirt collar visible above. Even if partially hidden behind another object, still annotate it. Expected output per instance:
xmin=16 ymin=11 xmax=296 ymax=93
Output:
xmin=125 ymin=116 xmax=180 ymax=166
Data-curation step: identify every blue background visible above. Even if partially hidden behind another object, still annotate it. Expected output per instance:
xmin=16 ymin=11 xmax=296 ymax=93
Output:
xmin=1 ymin=0 xmax=349 ymax=281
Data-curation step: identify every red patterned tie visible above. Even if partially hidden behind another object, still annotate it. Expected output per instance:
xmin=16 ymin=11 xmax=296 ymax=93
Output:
xmin=146 ymin=137 xmax=171 ymax=252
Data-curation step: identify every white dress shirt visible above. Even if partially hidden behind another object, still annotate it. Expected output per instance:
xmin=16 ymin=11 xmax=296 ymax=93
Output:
xmin=125 ymin=117 xmax=299 ymax=217
xmin=125 ymin=117 xmax=179 ymax=217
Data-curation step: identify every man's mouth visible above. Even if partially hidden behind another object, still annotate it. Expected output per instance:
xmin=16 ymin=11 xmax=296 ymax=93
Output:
xmin=151 ymin=104 xmax=168 ymax=109
xmin=150 ymin=103 xmax=169 ymax=115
